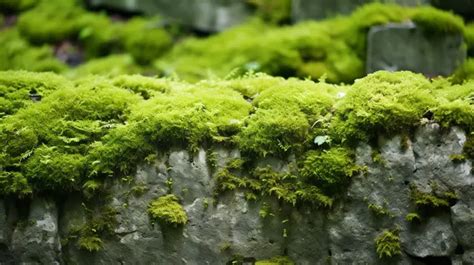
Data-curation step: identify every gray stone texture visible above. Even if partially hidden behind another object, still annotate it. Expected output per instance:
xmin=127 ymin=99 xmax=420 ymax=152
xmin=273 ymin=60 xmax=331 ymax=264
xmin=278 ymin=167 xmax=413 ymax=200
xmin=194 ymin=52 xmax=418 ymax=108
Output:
xmin=0 ymin=125 xmax=472 ymax=264
xmin=86 ymin=0 xmax=251 ymax=32
xmin=367 ymin=22 xmax=465 ymax=77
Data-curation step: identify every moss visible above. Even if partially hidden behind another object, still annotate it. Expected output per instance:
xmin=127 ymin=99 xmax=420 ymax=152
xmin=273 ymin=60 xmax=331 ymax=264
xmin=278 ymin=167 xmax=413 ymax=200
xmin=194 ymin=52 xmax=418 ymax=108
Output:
xmin=0 ymin=70 xmax=71 ymax=117
xmin=405 ymin=213 xmax=421 ymax=223
xmin=155 ymin=3 xmax=462 ymax=83
xmin=411 ymin=7 xmax=465 ymax=35
xmin=374 ymin=229 xmax=401 ymax=259
xmin=410 ymin=184 xmax=458 ymax=209
xmin=331 ymin=71 xmax=438 ymax=143
xmin=0 ymin=30 xmax=66 ymax=73
xmin=17 ymin=0 xmax=86 ymax=44
xmin=300 ymin=148 xmax=359 ymax=195
xmin=368 ymin=203 xmax=393 ymax=217
xmin=122 ymin=17 xmax=173 ymax=65
xmin=67 ymin=54 xmax=144 ymax=78
xmin=449 ymin=154 xmax=466 ymax=163
xmin=255 ymin=256 xmax=295 ymax=265
xmin=247 ymin=0 xmax=292 ymax=24
xmin=148 ymin=194 xmax=188 ymax=225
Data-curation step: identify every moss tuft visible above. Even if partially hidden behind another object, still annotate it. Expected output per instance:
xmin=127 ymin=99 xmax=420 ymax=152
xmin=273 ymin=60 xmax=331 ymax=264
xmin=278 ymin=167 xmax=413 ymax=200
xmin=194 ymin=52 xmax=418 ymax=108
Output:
xmin=148 ymin=194 xmax=188 ymax=225
xmin=256 ymin=256 xmax=295 ymax=265
xmin=374 ymin=229 xmax=401 ymax=259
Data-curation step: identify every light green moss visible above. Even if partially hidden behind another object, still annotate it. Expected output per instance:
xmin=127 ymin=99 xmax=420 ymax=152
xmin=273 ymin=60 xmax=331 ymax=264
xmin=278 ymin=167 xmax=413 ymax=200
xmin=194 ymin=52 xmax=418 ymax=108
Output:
xmin=148 ymin=194 xmax=188 ymax=225
xmin=411 ymin=6 xmax=465 ymax=34
xmin=410 ymin=184 xmax=458 ymax=209
xmin=405 ymin=212 xmax=421 ymax=223
xmin=256 ymin=256 xmax=295 ymax=265
xmin=0 ymin=29 xmax=66 ymax=73
xmin=67 ymin=54 xmax=144 ymax=78
xmin=374 ymin=229 xmax=401 ymax=259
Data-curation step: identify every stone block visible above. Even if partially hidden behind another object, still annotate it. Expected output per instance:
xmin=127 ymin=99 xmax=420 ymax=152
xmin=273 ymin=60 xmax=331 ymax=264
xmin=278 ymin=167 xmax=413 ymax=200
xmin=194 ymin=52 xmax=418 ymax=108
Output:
xmin=86 ymin=0 xmax=251 ymax=32
xmin=366 ymin=22 xmax=465 ymax=77
xmin=291 ymin=0 xmax=429 ymax=22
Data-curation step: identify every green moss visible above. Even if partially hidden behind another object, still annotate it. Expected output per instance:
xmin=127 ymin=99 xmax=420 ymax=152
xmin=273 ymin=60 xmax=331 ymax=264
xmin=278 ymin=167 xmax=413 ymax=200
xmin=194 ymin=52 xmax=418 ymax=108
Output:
xmin=17 ymin=0 xmax=86 ymax=44
xmin=405 ymin=212 xmax=421 ymax=223
xmin=0 ymin=30 xmax=66 ymax=73
xmin=247 ymin=0 xmax=292 ymax=24
xmin=449 ymin=154 xmax=466 ymax=163
xmin=411 ymin=7 xmax=464 ymax=35
xmin=331 ymin=71 xmax=437 ymax=143
xmin=0 ymin=70 xmax=71 ymax=117
xmin=368 ymin=203 xmax=393 ymax=217
xmin=410 ymin=184 xmax=458 ymax=209
xmin=374 ymin=229 xmax=401 ymax=259
xmin=122 ymin=17 xmax=173 ymax=65
xmin=255 ymin=256 xmax=295 ymax=265
xmin=148 ymin=194 xmax=188 ymax=225
xmin=300 ymin=148 xmax=359 ymax=195
xmin=67 ymin=54 xmax=144 ymax=78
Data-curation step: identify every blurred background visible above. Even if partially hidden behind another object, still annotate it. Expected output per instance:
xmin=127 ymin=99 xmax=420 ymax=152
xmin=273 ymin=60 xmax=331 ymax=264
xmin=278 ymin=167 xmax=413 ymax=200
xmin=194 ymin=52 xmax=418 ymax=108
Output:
xmin=1 ymin=0 xmax=474 ymax=83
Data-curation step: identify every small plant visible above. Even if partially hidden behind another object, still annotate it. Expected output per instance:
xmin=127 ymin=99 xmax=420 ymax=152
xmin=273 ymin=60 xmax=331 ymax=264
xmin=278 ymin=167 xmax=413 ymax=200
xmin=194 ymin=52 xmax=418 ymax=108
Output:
xmin=371 ymin=151 xmax=386 ymax=166
xmin=368 ymin=203 xmax=393 ymax=217
xmin=78 ymin=235 xmax=103 ymax=252
xmin=259 ymin=202 xmax=273 ymax=219
xmin=405 ymin=213 xmax=421 ymax=223
xmin=410 ymin=184 xmax=458 ymax=209
xmin=449 ymin=154 xmax=466 ymax=163
xmin=148 ymin=194 xmax=188 ymax=226
xmin=374 ymin=229 xmax=401 ymax=259
xmin=256 ymin=256 xmax=295 ymax=265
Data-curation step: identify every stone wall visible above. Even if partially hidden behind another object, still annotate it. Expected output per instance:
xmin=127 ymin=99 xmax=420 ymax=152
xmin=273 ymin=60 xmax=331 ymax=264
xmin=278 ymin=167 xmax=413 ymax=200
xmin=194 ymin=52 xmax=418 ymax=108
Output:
xmin=0 ymin=124 xmax=472 ymax=264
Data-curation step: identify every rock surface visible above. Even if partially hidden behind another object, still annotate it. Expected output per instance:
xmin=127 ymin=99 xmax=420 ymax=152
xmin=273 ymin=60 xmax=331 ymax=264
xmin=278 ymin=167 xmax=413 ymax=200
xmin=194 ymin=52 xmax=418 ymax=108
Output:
xmin=366 ymin=22 xmax=465 ymax=77
xmin=0 ymin=125 xmax=472 ymax=264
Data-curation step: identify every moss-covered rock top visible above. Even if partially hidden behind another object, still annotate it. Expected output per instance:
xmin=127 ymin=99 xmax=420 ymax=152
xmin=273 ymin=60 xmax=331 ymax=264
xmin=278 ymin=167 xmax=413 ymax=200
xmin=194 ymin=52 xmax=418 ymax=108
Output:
xmin=1 ymin=1 xmax=473 ymax=83
xmin=0 ymin=70 xmax=472 ymax=205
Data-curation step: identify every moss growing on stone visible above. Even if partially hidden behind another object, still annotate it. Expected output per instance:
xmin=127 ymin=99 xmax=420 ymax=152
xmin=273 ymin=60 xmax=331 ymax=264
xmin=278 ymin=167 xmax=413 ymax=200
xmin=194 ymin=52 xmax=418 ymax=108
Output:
xmin=256 ymin=256 xmax=295 ymax=265
xmin=411 ymin=6 xmax=465 ymax=34
xmin=374 ymin=229 xmax=401 ymax=259
xmin=410 ymin=184 xmax=458 ymax=209
xmin=148 ymin=194 xmax=188 ymax=225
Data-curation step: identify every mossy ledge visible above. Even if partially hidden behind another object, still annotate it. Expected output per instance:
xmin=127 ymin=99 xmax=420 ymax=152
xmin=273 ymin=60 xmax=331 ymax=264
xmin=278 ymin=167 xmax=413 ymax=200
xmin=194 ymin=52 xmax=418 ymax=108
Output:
xmin=0 ymin=70 xmax=472 ymax=200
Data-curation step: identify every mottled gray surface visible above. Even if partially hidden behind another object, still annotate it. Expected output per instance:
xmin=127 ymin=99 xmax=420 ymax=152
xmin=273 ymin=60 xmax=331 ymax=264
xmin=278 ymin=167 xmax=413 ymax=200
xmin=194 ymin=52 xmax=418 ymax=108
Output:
xmin=86 ymin=0 xmax=251 ymax=32
xmin=0 ymin=125 xmax=472 ymax=264
xmin=367 ymin=22 xmax=465 ymax=77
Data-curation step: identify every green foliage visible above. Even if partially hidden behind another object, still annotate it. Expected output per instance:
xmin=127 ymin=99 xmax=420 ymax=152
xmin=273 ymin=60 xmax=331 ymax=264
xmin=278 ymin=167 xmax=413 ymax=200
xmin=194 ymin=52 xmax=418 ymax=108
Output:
xmin=122 ymin=18 xmax=173 ymax=65
xmin=411 ymin=7 xmax=464 ymax=34
xmin=405 ymin=212 xmax=421 ymax=223
xmin=148 ymin=194 xmax=188 ymax=225
xmin=300 ymin=148 xmax=359 ymax=195
xmin=66 ymin=55 xmax=144 ymax=78
xmin=255 ymin=256 xmax=295 ymax=265
xmin=247 ymin=0 xmax=292 ymax=24
xmin=331 ymin=71 xmax=437 ymax=143
xmin=449 ymin=154 xmax=466 ymax=163
xmin=374 ymin=229 xmax=401 ymax=259
xmin=0 ymin=30 xmax=66 ymax=73
xmin=410 ymin=184 xmax=458 ymax=209
xmin=368 ymin=203 xmax=392 ymax=217
xmin=0 ymin=70 xmax=71 ymax=117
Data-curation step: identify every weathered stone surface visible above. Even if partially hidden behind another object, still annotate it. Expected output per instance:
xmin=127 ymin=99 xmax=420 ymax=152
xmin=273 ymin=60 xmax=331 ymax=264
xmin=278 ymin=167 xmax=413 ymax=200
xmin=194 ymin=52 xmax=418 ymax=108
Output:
xmin=402 ymin=213 xmax=457 ymax=257
xmin=292 ymin=0 xmax=429 ymax=21
xmin=11 ymin=198 xmax=62 ymax=264
xmin=86 ymin=0 xmax=251 ymax=32
xmin=367 ymin=22 xmax=465 ymax=77
xmin=1 ymin=125 xmax=473 ymax=264
xmin=451 ymin=202 xmax=474 ymax=248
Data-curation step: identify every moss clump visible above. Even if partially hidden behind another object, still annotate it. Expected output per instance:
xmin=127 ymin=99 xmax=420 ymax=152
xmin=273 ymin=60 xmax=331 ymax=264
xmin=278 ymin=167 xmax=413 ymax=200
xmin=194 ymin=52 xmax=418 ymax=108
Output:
xmin=411 ymin=7 xmax=465 ymax=34
xmin=374 ymin=229 xmax=401 ymax=259
xmin=0 ymin=30 xmax=66 ymax=73
xmin=300 ymin=148 xmax=359 ymax=195
xmin=148 ymin=194 xmax=188 ymax=225
xmin=410 ymin=184 xmax=458 ymax=209
xmin=405 ymin=213 xmax=421 ymax=223
xmin=247 ymin=0 xmax=292 ymax=24
xmin=331 ymin=71 xmax=437 ymax=143
xmin=256 ymin=256 xmax=295 ymax=265
xmin=155 ymin=3 xmax=463 ymax=83
xmin=66 ymin=54 xmax=144 ymax=78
